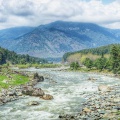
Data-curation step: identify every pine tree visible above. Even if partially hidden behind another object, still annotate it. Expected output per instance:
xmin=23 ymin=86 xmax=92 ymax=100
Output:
xmin=110 ymin=45 xmax=120 ymax=73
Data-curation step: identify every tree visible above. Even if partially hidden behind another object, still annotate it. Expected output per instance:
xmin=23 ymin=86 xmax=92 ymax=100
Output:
xmin=74 ymin=62 xmax=79 ymax=70
xmin=94 ymin=57 xmax=107 ymax=71
xmin=83 ymin=58 xmax=93 ymax=69
xmin=110 ymin=45 xmax=120 ymax=73
xmin=104 ymin=58 xmax=112 ymax=71
xmin=70 ymin=62 xmax=79 ymax=70
xmin=0 ymin=52 xmax=5 ymax=65
xmin=70 ymin=62 xmax=75 ymax=70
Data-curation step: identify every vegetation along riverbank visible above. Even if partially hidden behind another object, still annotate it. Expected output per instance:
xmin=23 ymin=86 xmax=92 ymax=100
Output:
xmin=63 ymin=44 xmax=120 ymax=76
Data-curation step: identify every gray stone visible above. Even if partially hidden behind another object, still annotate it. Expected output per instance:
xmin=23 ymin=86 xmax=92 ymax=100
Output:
xmin=28 ymin=101 xmax=39 ymax=106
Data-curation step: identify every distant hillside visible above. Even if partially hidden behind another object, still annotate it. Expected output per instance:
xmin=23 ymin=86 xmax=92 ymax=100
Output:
xmin=63 ymin=44 xmax=120 ymax=63
xmin=0 ymin=21 xmax=120 ymax=58
xmin=0 ymin=47 xmax=47 ymax=65
xmin=108 ymin=29 xmax=120 ymax=40
xmin=0 ymin=26 xmax=35 ymax=49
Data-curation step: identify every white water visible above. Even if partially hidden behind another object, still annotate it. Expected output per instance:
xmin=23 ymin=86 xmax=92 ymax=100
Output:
xmin=0 ymin=68 xmax=120 ymax=120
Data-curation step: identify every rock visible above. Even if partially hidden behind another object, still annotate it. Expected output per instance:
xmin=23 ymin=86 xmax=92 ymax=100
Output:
xmin=8 ymin=91 xmax=17 ymax=96
xmin=22 ymin=86 xmax=45 ymax=97
xmin=42 ymin=94 xmax=53 ymax=100
xmin=22 ymin=86 xmax=34 ymax=95
xmin=17 ymin=92 xmax=23 ymax=96
xmin=113 ymin=98 xmax=120 ymax=103
xmin=98 ymin=85 xmax=111 ymax=92
xmin=59 ymin=115 xmax=64 ymax=118
xmin=103 ymin=113 xmax=115 ymax=119
xmin=88 ymin=77 xmax=97 ymax=81
xmin=116 ymin=107 xmax=120 ymax=110
xmin=28 ymin=101 xmax=39 ymax=106
xmin=33 ymin=73 xmax=44 ymax=82
xmin=32 ymin=88 xmax=45 ymax=96
xmin=99 ymin=110 xmax=106 ymax=114
xmin=0 ymin=97 xmax=4 ymax=104
xmin=83 ymin=108 xmax=91 ymax=113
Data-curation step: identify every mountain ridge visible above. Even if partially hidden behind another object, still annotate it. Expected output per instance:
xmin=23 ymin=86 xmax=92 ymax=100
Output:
xmin=0 ymin=21 xmax=120 ymax=58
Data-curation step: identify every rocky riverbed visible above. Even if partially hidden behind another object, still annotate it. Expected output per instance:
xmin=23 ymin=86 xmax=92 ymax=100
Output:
xmin=59 ymin=84 xmax=120 ymax=120
xmin=0 ymin=68 xmax=120 ymax=120
xmin=0 ymin=72 xmax=53 ymax=106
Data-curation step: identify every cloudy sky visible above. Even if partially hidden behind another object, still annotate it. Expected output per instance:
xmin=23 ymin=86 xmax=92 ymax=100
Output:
xmin=0 ymin=0 xmax=120 ymax=30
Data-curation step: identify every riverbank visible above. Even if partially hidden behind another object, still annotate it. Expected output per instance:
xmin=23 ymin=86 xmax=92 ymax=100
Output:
xmin=58 ymin=68 xmax=120 ymax=119
xmin=0 ymin=69 xmax=53 ymax=105
xmin=59 ymin=83 xmax=120 ymax=119
xmin=65 ymin=67 xmax=120 ymax=79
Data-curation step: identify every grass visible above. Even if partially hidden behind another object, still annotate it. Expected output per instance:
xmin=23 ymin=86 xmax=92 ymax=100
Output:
xmin=0 ymin=67 xmax=29 ymax=90
xmin=11 ymin=74 xmax=29 ymax=85
xmin=16 ymin=63 xmax=62 ymax=69
xmin=0 ymin=74 xmax=29 ymax=90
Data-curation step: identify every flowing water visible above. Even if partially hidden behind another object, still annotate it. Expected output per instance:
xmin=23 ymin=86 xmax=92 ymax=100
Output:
xmin=0 ymin=68 xmax=120 ymax=120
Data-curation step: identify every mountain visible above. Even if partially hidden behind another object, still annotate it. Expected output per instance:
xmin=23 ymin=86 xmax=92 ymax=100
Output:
xmin=0 ymin=26 xmax=35 ymax=49
xmin=0 ymin=26 xmax=35 ymax=41
xmin=0 ymin=21 xmax=120 ymax=58
xmin=107 ymin=29 xmax=120 ymax=39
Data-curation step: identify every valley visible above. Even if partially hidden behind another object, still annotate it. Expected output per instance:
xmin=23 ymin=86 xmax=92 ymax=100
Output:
xmin=0 ymin=21 xmax=120 ymax=120
xmin=0 ymin=21 xmax=120 ymax=58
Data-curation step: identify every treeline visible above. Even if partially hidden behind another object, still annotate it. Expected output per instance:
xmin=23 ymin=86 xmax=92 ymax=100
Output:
xmin=63 ymin=44 xmax=119 ymax=61
xmin=70 ymin=44 xmax=120 ymax=74
xmin=0 ymin=47 xmax=47 ymax=65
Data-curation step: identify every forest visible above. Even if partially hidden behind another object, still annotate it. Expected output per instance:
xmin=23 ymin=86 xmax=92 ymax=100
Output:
xmin=67 ymin=44 xmax=120 ymax=74
xmin=0 ymin=47 xmax=47 ymax=65
xmin=63 ymin=44 xmax=119 ymax=61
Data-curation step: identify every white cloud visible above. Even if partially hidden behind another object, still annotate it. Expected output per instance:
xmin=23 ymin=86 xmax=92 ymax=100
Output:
xmin=0 ymin=0 xmax=120 ymax=29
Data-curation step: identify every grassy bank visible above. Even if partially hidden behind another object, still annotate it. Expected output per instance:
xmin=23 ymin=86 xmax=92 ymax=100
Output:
xmin=0 ymin=66 xmax=29 ymax=90
xmin=16 ymin=63 xmax=62 ymax=69
xmin=68 ymin=67 xmax=114 ymax=75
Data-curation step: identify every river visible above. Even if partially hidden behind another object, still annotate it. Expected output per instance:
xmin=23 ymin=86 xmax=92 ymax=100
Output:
xmin=0 ymin=68 xmax=120 ymax=120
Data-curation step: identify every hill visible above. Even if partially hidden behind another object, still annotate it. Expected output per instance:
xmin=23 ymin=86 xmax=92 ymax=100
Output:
xmin=0 ymin=46 xmax=47 ymax=65
xmin=0 ymin=21 xmax=120 ymax=58
xmin=63 ymin=44 xmax=120 ymax=63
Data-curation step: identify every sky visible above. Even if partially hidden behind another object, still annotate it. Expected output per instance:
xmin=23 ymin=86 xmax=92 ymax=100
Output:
xmin=0 ymin=0 xmax=120 ymax=30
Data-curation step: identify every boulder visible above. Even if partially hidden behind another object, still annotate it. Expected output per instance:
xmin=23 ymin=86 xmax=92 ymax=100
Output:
xmin=28 ymin=101 xmax=39 ymax=106
xmin=113 ymin=98 xmax=120 ymax=103
xmin=83 ymin=107 xmax=91 ymax=113
xmin=32 ymin=88 xmax=45 ymax=96
xmin=17 ymin=92 xmax=23 ymax=96
xmin=98 ymin=85 xmax=111 ymax=92
xmin=22 ymin=86 xmax=45 ymax=97
xmin=8 ymin=91 xmax=17 ymax=96
xmin=88 ymin=77 xmax=97 ymax=81
xmin=22 ymin=86 xmax=34 ymax=95
xmin=42 ymin=94 xmax=53 ymax=100
xmin=37 ymin=76 xmax=44 ymax=82
xmin=33 ymin=73 xmax=44 ymax=82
